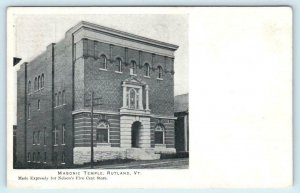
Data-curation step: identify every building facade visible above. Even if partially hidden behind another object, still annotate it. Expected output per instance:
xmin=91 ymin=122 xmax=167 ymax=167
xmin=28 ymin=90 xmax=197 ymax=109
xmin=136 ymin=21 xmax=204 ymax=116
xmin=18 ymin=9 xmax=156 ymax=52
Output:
xmin=174 ymin=94 xmax=189 ymax=153
xmin=16 ymin=21 xmax=178 ymax=166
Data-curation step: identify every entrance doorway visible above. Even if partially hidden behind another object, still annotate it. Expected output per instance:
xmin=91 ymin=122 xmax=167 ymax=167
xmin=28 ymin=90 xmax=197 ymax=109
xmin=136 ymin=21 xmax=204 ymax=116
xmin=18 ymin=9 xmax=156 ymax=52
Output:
xmin=131 ymin=121 xmax=141 ymax=148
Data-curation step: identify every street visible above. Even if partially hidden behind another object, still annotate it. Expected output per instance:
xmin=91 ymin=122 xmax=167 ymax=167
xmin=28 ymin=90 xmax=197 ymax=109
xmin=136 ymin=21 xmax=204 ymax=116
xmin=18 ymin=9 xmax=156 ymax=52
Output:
xmin=89 ymin=158 xmax=189 ymax=169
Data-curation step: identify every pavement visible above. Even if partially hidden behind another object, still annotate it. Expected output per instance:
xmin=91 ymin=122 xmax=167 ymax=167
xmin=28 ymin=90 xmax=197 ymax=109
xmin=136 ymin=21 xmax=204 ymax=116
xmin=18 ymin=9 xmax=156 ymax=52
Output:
xmin=91 ymin=158 xmax=189 ymax=169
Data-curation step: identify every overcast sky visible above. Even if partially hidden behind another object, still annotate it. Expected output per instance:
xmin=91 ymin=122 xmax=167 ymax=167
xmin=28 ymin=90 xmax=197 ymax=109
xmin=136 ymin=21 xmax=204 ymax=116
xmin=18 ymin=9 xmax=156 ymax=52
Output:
xmin=13 ymin=10 xmax=189 ymax=96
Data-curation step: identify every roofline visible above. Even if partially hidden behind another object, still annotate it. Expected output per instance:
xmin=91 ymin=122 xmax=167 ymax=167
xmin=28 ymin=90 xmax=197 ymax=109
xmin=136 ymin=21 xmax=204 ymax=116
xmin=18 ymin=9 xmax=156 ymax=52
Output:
xmin=66 ymin=21 xmax=179 ymax=51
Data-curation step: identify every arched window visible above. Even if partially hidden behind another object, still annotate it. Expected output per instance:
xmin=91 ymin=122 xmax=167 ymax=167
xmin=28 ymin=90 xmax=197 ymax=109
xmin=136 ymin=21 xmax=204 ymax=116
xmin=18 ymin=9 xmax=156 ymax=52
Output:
xmin=34 ymin=77 xmax=37 ymax=90
xmin=28 ymin=104 xmax=31 ymax=120
xmin=127 ymin=88 xmax=139 ymax=109
xmin=28 ymin=81 xmax=31 ymax=93
xmin=41 ymin=74 xmax=44 ymax=88
xmin=145 ymin=63 xmax=150 ymax=77
xmin=155 ymin=124 xmax=165 ymax=144
xmin=158 ymin=66 xmax=163 ymax=79
xmin=38 ymin=76 xmax=40 ymax=90
xmin=37 ymin=131 xmax=40 ymax=145
xmin=116 ymin=58 xmax=122 ymax=72
xmin=100 ymin=55 xmax=107 ymax=69
xmin=131 ymin=61 xmax=137 ymax=75
xmin=96 ymin=121 xmax=109 ymax=143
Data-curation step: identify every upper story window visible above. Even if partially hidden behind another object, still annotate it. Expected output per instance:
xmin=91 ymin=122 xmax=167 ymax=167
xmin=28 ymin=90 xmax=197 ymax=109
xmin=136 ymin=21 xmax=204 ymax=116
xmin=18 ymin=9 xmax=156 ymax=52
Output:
xmin=127 ymin=88 xmax=139 ymax=109
xmin=158 ymin=66 xmax=163 ymax=79
xmin=145 ymin=63 xmax=150 ymax=77
xmin=96 ymin=121 xmax=109 ymax=143
xmin=38 ymin=76 xmax=40 ymax=90
xmin=100 ymin=55 xmax=107 ymax=70
xmin=130 ymin=61 xmax=137 ymax=75
xmin=58 ymin=92 xmax=61 ymax=106
xmin=28 ymin=81 xmax=31 ymax=93
xmin=34 ymin=77 xmax=37 ymax=90
xmin=155 ymin=124 xmax=165 ymax=144
xmin=41 ymin=74 xmax=44 ymax=88
xmin=55 ymin=93 xmax=58 ymax=107
xmin=116 ymin=58 xmax=123 ymax=73
xmin=33 ymin=131 xmax=36 ymax=144
xmin=27 ymin=152 xmax=31 ymax=162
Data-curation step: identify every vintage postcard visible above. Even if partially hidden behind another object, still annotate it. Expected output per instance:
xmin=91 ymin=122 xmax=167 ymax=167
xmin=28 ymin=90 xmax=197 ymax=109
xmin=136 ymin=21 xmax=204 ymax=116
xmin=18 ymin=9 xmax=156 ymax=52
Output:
xmin=7 ymin=7 xmax=292 ymax=188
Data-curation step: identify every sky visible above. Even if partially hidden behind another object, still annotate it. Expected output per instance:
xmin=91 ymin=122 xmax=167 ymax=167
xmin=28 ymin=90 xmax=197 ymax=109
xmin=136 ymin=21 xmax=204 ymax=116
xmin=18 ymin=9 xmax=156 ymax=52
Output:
xmin=12 ymin=9 xmax=189 ymax=96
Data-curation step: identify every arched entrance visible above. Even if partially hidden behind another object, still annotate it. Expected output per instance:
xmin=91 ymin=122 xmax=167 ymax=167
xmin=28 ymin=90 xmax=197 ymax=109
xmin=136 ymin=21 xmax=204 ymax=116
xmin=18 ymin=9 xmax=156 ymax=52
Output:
xmin=131 ymin=121 xmax=142 ymax=148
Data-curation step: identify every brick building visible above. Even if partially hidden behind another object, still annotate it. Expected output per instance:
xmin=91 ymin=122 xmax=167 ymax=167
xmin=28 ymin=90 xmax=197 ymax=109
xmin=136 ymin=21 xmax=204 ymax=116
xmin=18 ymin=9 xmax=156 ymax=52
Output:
xmin=16 ymin=21 xmax=179 ymax=167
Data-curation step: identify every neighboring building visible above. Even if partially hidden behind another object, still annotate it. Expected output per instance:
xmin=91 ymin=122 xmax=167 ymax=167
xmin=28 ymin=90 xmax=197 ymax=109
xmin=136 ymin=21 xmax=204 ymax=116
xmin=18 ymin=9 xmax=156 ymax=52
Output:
xmin=16 ymin=21 xmax=179 ymax=166
xmin=13 ymin=125 xmax=17 ymax=166
xmin=174 ymin=94 xmax=189 ymax=153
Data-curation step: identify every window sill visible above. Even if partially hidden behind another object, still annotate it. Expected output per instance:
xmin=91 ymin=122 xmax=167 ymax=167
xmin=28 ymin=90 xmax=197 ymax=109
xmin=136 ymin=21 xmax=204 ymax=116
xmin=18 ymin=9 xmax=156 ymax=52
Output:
xmin=115 ymin=71 xmax=123 ymax=74
xmin=156 ymin=78 xmax=163 ymax=81
xmin=62 ymin=144 xmax=66 ymax=146
xmin=99 ymin=68 xmax=108 ymax=71
xmin=53 ymin=144 xmax=58 ymax=147
xmin=54 ymin=104 xmax=66 ymax=109
xmin=144 ymin=75 xmax=150 ymax=79
xmin=43 ymin=162 xmax=47 ymax=164
xmin=61 ymin=163 xmax=66 ymax=165
xmin=130 ymin=73 xmax=137 ymax=76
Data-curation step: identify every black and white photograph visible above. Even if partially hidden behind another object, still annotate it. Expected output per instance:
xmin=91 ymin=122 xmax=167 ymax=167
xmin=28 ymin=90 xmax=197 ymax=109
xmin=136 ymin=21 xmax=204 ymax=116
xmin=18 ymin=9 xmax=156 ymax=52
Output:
xmin=7 ymin=7 xmax=292 ymax=189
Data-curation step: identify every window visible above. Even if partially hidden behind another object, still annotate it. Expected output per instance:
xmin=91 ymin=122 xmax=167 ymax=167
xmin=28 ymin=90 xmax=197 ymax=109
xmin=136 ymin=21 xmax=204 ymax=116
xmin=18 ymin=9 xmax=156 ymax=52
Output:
xmin=28 ymin=104 xmax=31 ymax=120
xmin=37 ymin=152 xmax=40 ymax=163
xmin=33 ymin=131 xmax=35 ymax=144
xmin=37 ymin=131 xmax=40 ymax=145
xmin=38 ymin=76 xmax=40 ymax=90
xmin=34 ymin=77 xmax=37 ymax=90
xmin=100 ymin=55 xmax=107 ymax=69
xmin=96 ymin=121 xmax=109 ymax=143
xmin=158 ymin=66 xmax=163 ymax=79
xmin=37 ymin=99 xmax=40 ymax=110
xmin=44 ymin=152 xmax=47 ymax=163
xmin=155 ymin=124 xmax=165 ymax=144
xmin=28 ymin=81 xmax=31 ymax=93
xmin=33 ymin=152 xmax=36 ymax=162
xmin=27 ymin=152 xmax=31 ymax=162
xmin=55 ymin=93 xmax=58 ymax=107
xmin=127 ymin=88 xmax=139 ymax=109
xmin=116 ymin=58 xmax=122 ymax=72
xmin=58 ymin=92 xmax=61 ymax=106
xmin=145 ymin=63 xmax=150 ymax=77
xmin=131 ymin=61 xmax=137 ymax=75
xmin=41 ymin=74 xmax=44 ymax=88
xmin=62 ymin=152 xmax=65 ymax=164
xmin=62 ymin=124 xmax=65 ymax=145
xmin=53 ymin=127 xmax=58 ymax=145
xmin=62 ymin=90 xmax=65 ymax=105
xmin=43 ymin=128 xmax=46 ymax=145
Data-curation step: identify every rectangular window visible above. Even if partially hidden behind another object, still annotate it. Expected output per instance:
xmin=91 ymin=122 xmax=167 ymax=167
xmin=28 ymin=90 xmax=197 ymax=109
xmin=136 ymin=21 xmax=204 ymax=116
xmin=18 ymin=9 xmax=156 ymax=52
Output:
xmin=54 ymin=127 xmax=58 ymax=145
xmin=55 ymin=93 xmax=58 ymax=107
xmin=62 ymin=152 xmax=65 ymax=164
xmin=62 ymin=124 xmax=65 ymax=145
xmin=28 ymin=104 xmax=31 ymax=120
xmin=96 ymin=129 xmax=108 ymax=143
xmin=37 ymin=131 xmax=40 ymax=145
xmin=33 ymin=131 xmax=35 ymax=145
xmin=37 ymin=152 xmax=40 ymax=163
xmin=62 ymin=90 xmax=65 ymax=104
xmin=27 ymin=152 xmax=31 ymax=162
xmin=43 ymin=128 xmax=46 ymax=145
xmin=44 ymin=152 xmax=47 ymax=163
xmin=155 ymin=131 xmax=164 ymax=144
xmin=37 ymin=99 xmax=40 ymax=110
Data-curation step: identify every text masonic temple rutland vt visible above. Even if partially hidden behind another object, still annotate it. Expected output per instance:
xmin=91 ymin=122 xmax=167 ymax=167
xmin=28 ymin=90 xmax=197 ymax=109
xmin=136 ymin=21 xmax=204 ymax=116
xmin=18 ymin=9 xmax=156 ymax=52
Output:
xmin=16 ymin=21 xmax=180 ymax=167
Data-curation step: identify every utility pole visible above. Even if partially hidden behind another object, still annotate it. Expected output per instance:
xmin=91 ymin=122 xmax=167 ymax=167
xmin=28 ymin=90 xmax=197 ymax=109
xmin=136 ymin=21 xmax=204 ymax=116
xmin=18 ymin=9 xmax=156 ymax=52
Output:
xmin=85 ymin=91 xmax=102 ymax=169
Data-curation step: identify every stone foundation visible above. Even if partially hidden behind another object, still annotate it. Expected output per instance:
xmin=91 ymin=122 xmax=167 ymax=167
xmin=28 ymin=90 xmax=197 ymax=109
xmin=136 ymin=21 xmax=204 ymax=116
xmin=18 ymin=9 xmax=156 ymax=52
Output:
xmin=73 ymin=146 xmax=163 ymax=165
